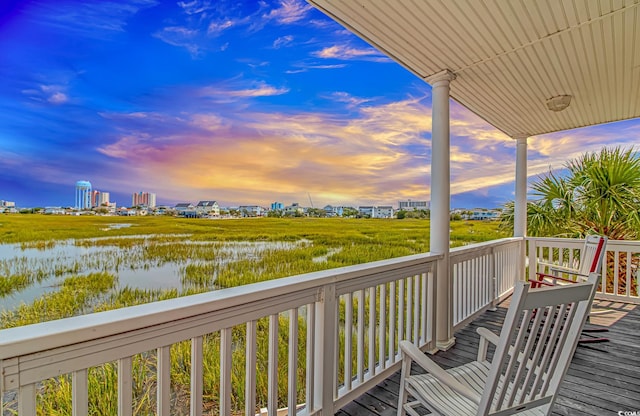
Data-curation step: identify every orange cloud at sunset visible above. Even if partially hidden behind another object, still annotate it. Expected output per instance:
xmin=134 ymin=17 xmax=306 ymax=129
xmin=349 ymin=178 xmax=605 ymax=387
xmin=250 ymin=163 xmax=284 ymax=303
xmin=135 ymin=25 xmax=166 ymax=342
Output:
xmin=90 ymin=82 xmax=640 ymax=209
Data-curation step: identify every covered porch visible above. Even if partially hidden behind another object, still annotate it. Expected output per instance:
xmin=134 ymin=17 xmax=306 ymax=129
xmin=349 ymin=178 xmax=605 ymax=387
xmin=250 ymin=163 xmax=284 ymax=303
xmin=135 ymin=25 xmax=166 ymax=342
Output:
xmin=306 ymin=0 xmax=640 ymax=353
xmin=3 ymin=1 xmax=640 ymax=415
xmin=341 ymin=296 xmax=640 ymax=416
xmin=1 ymin=237 xmax=639 ymax=415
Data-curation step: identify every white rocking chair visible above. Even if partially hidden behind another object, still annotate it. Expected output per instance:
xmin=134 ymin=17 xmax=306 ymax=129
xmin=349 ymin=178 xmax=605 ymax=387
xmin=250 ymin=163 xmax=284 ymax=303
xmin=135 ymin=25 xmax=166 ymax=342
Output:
xmin=397 ymin=272 xmax=600 ymax=416
xmin=531 ymin=235 xmax=607 ymax=288
xmin=531 ymin=235 xmax=608 ymax=344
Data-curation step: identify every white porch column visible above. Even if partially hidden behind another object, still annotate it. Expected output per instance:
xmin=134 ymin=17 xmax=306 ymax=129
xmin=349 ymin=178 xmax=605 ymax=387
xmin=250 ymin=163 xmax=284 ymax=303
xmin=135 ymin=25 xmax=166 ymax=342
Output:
xmin=513 ymin=135 xmax=528 ymax=237
xmin=427 ymin=69 xmax=456 ymax=351
xmin=513 ymin=134 xmax=528 ymax=280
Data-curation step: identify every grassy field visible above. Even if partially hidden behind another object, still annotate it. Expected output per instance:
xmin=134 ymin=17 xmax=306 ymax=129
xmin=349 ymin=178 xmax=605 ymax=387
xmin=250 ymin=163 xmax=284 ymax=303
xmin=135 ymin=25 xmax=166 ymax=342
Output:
xmin=1 ymin=215 xmax=506 ymax=325
xmin=0 ymin=214 xmax=506 ymax=414
xmin=0 ymin=214 xmax=503 ymax=246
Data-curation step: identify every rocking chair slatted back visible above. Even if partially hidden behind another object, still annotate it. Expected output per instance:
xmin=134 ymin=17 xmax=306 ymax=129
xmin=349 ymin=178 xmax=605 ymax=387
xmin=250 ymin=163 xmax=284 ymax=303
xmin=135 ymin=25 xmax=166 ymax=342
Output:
xmin=579 ymin=235 xmax=607 ymax=276
xmin=477 ymin=274 xmax=599 ymax=415
xmin=397 ymin=274 xmax=599 ymax=416
xmin=532 ymin=235 xmax=606 ymax=288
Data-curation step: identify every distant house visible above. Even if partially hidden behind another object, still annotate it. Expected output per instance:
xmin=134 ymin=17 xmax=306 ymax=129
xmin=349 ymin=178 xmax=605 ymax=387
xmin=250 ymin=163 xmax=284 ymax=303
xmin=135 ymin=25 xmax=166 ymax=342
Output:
xmin=358 ymin=206 xmax=375 ymax=218
xmin=398 ymin=200 xmax=429 ymax=211
xmin=175 ymin=203 xmax=197 ymax=218
xmin=284 ymin=203 xmax=303 ymax=216
xmin=154 ymin=206 xmax=172 ymax=216
xmin=323 ymin=205 xmax=344 ymax=217
xmin=239 ymin=205 xmax=265 ymax=217
xmin=175 ymin=203 xmax=193 ymax=209
xmin=467 ymin=209 xmax=501 ymax=220
xmin=196 ymin=201 xmax=220 ymax=217
xmin=43 ymin=207 xmax=65 ymax=215
xmin=374 ymin=206 xmax=394 ymax=218
xmin=271 ymin=202 xmax=284 ymax=211
xmin=117 ymin=208 xmax=137 ymax=216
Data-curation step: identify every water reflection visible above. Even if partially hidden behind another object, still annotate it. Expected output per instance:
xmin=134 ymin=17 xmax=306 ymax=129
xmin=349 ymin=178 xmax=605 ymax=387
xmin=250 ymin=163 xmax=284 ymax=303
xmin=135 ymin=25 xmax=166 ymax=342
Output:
xmin=0 ymin=236 xmax=304 ymax=312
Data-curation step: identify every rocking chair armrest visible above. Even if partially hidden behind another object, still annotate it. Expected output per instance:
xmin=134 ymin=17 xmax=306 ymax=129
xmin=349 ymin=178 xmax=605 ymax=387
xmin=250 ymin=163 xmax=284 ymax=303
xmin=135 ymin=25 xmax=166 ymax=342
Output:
xmin=399 ymin=340 xmax=482 ymax=404
xmin=529 ymin=275 xmax=556 ymax=288
xmin=477 ymin=327 xmax=500 ymax=346
xmin=476 ymin=327 xmax=500 ymax=361
xmin=550 ymin=265 xmax=588 ymax=276
xmin=537 ymin=262 xmax=587 ymax=277
xmin=535 ymin=272 xmax=583 ymax=284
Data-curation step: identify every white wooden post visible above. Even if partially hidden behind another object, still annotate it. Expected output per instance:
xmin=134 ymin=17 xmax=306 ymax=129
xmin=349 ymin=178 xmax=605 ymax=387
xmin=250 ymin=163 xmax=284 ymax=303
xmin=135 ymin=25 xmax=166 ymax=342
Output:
xmin=313 ymin=284 xmax=337 ymax=416
xmin=157 ymin=346 xmax=171 ymax=416
xmin=513 ymin=134 xmax=529 ymax=281
xmin=72 ymin=368 xmax=89 ymax=416
xmin=221 ymin=328 xmax=232 ymax=416
xmin=246 ymin=321 xmax=258 ymax=416
xmin=426 ymin=69 xmax=456 ymax=351
xmin=191 ymin=337 xmax=203 ymax=416
xmin=268 ymin=314 xmax=279 ymax=416
xmin=118 ymin=357 xmax=133 ymax=416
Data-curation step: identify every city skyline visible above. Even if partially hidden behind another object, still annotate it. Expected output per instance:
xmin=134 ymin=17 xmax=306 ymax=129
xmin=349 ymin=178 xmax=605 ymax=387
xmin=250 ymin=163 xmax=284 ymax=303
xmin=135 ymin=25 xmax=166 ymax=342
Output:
xmin=1 ymin=0 xmax=639 ymax=209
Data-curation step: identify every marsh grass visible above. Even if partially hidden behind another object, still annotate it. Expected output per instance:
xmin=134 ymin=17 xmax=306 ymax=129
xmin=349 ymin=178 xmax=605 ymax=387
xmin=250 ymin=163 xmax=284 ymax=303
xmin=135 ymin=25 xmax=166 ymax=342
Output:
xmin=0 ymin=216 xmax=505 ymax=414
xmin=20 ymin=240 xmax=57 ymax=250
xmin=0 ymin=256 xmax=54 ymax=297
xmin=182 ymin=262 xmax=217 ymax=287
xmin=0 ymin=272 xmax=116 ymax=329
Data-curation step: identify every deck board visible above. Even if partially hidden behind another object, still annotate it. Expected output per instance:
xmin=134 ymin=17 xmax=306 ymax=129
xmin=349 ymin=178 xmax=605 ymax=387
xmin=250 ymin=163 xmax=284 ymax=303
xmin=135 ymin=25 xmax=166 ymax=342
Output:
xmin=338 ymin=299 xmax=640 ymax=416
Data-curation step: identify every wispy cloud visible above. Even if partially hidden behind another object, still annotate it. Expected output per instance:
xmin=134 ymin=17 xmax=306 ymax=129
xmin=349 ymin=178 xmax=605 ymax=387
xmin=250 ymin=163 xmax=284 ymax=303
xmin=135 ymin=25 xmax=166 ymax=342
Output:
xmin=526 ymin=127 xmax=639 ymax=178
xmin=207 ymin=19 xmax=235 ymax=35
xmin=312 ymin=44 xmax=390 ymax=62
xmin=262 ymin=0 xmax=313 ymax=24
xmin=97 ymin=134 xmax=155 ymax=159
xmin=47 ymin=92 xmax=68 ymax=104
xmin=22 ymin=84 xmax=70 ymax=105
xmin=273 ymin=35 xmax=294 ymax=49
xmin=156 ymin=0 xmax=312 ymax=56
xmin=199 ymin=81 xmax=290 ymax=100
xmin=153 ymin=26 xmax=204 ymax=57
xmin=326 ymin=92 xmax=372 ymax=107
xmin=0 ymin=150 xmax=27 ymax=169
xmin=285 ymin=63 xmax=347 ymax=74
xmin=177 ymin=0 xmax=214 ymax=15
xmin=32 ymin=1 xmax=158 ymax=39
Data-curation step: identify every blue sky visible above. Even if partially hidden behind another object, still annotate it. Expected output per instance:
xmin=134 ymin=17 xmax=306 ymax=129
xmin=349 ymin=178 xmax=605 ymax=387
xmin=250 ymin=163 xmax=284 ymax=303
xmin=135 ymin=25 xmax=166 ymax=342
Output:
xmin=1 ymin=0 xmax=639 ymax=209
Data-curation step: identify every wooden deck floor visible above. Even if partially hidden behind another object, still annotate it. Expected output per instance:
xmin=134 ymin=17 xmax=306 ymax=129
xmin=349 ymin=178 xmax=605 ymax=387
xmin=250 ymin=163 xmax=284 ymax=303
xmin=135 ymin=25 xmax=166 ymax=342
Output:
xmin=337 ymin=299 xmax=640 ymax=416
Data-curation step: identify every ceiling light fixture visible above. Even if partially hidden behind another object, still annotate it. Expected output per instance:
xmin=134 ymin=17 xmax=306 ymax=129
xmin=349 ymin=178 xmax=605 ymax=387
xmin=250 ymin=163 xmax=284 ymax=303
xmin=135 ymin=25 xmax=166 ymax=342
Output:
xmin=546 ymin=95 xmax=572 ymax=112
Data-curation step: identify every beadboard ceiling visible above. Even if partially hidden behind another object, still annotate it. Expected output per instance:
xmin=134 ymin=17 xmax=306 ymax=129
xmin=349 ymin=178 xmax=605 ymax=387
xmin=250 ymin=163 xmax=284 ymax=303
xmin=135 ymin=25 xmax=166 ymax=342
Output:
xmin=308 ymin=0 xmax=640 ymax=138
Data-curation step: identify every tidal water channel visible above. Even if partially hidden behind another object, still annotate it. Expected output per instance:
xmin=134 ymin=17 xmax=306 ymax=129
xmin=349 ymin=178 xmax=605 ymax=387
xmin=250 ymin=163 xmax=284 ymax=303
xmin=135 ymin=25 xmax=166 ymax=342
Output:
xmin=0 ymin=234 xmax=307 ymax=312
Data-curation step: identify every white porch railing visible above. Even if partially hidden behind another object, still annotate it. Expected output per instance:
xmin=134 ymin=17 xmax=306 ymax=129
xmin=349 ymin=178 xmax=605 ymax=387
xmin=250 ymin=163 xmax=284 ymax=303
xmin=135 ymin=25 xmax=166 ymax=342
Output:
xmin=450 ymin=238 xmax=521 ymax=330
xmin=527 ymin=237 xmax=640 ymax=304
xmin=0 ymin=238 xmax=520 ymax=416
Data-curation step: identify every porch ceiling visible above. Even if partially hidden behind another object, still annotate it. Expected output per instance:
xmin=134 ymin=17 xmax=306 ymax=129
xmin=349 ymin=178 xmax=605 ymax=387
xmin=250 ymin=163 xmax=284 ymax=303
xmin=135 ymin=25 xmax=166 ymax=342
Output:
xmin=307 ymin=0 xmax=640 ymax=138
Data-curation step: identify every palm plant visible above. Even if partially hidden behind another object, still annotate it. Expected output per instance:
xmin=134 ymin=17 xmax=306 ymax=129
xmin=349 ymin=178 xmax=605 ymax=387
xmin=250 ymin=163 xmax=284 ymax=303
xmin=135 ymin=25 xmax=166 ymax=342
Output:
xmin=500 ymin=146 xmax=640 ymax=295
xmin=500 ymin=146 xmax=640 ymax=239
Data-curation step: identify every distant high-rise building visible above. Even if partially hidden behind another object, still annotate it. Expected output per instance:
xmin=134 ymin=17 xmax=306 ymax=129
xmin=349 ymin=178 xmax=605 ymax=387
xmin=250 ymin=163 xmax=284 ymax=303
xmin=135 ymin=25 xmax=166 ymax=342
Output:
xmin=75 ymin=180 xmax=92 ymax=209
xmin=92 ymin=191 xmax=110 ymax=207
xmin=91 ymin=190 xmax=100 ymax=207
xmin=132 ymin=192 xmax=156 ymax=208
xmin=90 ymin=190 xmax=110 ymax=208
